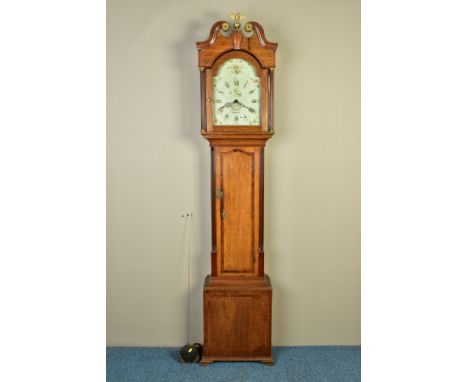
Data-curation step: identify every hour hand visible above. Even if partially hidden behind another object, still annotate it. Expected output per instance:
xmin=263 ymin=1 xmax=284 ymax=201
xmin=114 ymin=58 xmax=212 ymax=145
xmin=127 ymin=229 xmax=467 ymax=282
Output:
xmin=218 ymin=102 xmax=231 ymax=111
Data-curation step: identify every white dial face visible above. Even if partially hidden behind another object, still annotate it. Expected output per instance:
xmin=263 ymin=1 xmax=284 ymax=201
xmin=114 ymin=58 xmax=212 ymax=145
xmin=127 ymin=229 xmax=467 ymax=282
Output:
xmin=212 ymin=58 xmax=261 ymax=126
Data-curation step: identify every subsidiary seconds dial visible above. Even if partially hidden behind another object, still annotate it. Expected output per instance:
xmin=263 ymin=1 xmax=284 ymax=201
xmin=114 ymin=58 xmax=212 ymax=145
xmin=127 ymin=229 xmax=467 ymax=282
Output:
xmin=212 ymin=58 xmax=261 ymax=126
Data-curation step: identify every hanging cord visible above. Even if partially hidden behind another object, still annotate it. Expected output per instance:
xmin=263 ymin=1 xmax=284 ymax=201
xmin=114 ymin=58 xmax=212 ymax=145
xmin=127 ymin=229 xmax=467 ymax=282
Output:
xmin=181 ymin=212 xmax=193 ymax=344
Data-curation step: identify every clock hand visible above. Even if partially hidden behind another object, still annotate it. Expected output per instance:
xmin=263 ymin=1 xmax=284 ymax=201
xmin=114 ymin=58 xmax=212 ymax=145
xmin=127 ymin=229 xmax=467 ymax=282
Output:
xmin=237 ymin=101 xmax=256 ymax=113
xmin=217 ymin=102 xmax=232 ymax=111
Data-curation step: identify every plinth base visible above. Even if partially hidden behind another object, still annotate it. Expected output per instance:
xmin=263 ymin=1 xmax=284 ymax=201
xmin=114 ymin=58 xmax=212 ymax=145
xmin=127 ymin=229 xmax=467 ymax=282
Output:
xmin=201 ymin=275 xmax=273 ymax=365
xmin=200 ymin=355 xmax=274 ymax=366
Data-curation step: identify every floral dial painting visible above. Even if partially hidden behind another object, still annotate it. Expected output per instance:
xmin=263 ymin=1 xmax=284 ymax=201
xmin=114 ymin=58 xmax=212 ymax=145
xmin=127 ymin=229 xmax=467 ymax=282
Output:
xmin=212 ymin=58 xmax=261 ymax=126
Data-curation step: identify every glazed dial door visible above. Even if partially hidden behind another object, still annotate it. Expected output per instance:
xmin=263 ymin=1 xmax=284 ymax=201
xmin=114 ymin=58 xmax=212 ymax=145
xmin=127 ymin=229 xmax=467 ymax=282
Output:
xmin=212 ymin=58 xmax=261 ymax=126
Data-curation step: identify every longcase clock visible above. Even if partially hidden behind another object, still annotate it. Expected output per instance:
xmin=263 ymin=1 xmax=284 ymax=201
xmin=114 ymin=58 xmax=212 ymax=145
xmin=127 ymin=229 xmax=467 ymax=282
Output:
xmin=196 ymin=14 xmax=278 ymax=365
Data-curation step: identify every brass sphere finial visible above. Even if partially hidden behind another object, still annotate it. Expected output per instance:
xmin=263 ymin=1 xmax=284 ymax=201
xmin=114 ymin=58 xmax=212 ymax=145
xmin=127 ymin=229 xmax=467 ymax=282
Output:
xmin=244 ymin=22 xmax=253 ymax=33
xmin=229 ymin=12 xmax=246 ymax=30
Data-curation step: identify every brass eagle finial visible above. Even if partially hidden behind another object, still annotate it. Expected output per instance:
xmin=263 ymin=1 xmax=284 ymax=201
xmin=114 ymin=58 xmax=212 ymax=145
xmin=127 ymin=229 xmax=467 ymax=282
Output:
xmin=229 ymin=12 xmax=246 ymax=30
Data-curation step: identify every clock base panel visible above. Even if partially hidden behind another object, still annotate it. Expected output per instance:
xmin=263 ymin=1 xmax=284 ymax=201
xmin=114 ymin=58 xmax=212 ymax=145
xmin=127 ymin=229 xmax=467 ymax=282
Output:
xmin=201 ymin=275 xmax=273 ymax=365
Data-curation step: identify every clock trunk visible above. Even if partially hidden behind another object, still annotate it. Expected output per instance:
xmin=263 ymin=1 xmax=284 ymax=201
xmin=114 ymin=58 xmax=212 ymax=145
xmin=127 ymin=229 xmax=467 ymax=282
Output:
xmin=215 ymin=146 xmax=261 ymax=276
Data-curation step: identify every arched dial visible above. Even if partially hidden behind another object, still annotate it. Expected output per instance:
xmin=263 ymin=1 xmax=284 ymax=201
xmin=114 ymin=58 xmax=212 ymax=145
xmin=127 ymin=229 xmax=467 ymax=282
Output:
xmin=212 ymin=58 xmax=261 ymax=126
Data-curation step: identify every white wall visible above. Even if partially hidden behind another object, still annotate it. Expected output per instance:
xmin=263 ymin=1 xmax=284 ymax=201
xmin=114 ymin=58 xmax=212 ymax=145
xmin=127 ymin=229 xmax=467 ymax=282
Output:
xmin=107 ymin=0 xmax=360 ymax=346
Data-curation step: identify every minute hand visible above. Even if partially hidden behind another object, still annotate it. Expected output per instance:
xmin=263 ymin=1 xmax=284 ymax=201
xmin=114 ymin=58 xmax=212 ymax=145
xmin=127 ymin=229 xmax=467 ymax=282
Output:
xmin=237 ymin=101 xmax=256 ymax=113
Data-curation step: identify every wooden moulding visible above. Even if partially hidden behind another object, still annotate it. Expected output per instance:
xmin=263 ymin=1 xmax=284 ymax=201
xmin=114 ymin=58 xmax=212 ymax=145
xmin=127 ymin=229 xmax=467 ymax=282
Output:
xmin=201 ymin=131 xmax=274 ymax=147
xmin=200 ymin=355 xmax=274 ymax=366
xmin=201 ymin=275 xmax=273 ymax=366
xmin=197 ymin=21 xmax=278 ymax=69
xmin=203 ymin=275 xmax=271 ymax=289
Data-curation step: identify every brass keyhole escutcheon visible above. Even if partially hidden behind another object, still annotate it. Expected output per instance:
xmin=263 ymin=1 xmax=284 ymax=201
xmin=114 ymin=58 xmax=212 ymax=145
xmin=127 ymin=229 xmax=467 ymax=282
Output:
xmin=221 ymin=209 xmax=227 ymax=220
xmin=216 ymin=189 xmax=224 ymax=199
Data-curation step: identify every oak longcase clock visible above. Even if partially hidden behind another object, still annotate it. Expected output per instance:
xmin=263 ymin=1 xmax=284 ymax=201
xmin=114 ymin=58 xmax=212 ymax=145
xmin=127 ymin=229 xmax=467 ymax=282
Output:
xmin=196 ymin=13 xmax=277 ymax=365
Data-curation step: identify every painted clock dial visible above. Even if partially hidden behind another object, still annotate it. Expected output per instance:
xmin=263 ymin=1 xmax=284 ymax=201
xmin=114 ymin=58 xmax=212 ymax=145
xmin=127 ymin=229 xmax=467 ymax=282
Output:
xmin=212 ymin=58 xmax=261 ymax=126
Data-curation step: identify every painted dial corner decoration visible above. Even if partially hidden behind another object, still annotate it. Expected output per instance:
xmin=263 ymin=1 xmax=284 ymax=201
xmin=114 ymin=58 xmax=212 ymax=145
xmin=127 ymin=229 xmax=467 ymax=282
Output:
xmin=213 ymin=58 xmax=261 ymax=126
